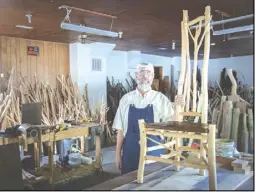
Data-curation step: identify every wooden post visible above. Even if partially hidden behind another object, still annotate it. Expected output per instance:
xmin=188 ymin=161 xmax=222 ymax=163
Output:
xmin=48 ymin=133 xmax=55 ymax=186
xmin=221 ymin=101 xmax=233 ymax=139
xmin=175 ymin=11 xmax=188 ymax=121
xmin=212 ymin=108 xmax=218 ymax=124
xmin=191 ymin=21 xmax=202 ymax=112
xmin=231 ymin=108 xmax=240 ymax=149
xmin=201 ymin=6 xmax=211 ymax=125
xmin=175 ymin=135 xmax=181 ymax=172
xmin=95 ymin=135 xmax=101 ymax=169
xmin=199 ymin=133 xmax=207 ymax=176
xmin=34 ymin=142 xmax=41 ymax=168
xmin=242 ymin=113 xmax=249 ymax=153
xmin=184 ymin=10 xmax=191 ymax=113
xmin=247 ymin=108 xmax=253 ymax=153
xmin=208 ymin=124 xmax=217 ymax=190
xmin=137 ymin=119 xmax=147 ymax=183
xmin=80 ymin=136 xmax=86 ymax=154
xmin=217 ymin=96 xmax=227 ymax=137
xmin=227 ymin=69 xmax=237 ymax=96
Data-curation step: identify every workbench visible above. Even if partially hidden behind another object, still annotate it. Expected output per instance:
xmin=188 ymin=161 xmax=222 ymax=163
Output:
xmin=0 ymin=123 xmax=103 ymax=187
xmin=88 ymin=157 xmax=254 ymax=190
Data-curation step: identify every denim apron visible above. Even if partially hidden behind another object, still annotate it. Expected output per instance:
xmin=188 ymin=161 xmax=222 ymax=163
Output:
xmin=121 ymin=104 xmax=165 ymax=174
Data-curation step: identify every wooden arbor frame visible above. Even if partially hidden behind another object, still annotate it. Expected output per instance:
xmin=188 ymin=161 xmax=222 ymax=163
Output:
xmin=137 ymin=6 xmax=217 ymax=191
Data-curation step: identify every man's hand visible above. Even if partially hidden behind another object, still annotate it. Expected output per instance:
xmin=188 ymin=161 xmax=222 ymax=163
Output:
xmin=175 ymin=95 xmax=185 ymax=106
xmin=115 ymin=154 xmax=122 ymax=170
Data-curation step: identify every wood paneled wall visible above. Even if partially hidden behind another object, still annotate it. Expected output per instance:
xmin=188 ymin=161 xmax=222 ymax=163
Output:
xmin=0 ymin=36 xmax=69 ymax=88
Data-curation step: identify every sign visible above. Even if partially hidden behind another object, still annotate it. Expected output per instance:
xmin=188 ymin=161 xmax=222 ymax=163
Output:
xmin=27 ymin=46 xmax=39 ymax=56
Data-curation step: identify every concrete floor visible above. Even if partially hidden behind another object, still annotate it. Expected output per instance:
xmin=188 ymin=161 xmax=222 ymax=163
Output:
xmin=29 ymin=146 xmax=254 ymax=190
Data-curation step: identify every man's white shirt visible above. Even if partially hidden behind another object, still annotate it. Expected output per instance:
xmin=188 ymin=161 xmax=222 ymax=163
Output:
xmin=112 ymin=88 xmax=174 ymax=137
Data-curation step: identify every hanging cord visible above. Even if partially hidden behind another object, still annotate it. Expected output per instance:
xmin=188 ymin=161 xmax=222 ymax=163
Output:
xmin=221 ymin=14 xmax=226 ymax=41
xmin=110 ymin=18 xmax=114 ymax=31
xmin=63 ymin=8 xmax=72 ymax=23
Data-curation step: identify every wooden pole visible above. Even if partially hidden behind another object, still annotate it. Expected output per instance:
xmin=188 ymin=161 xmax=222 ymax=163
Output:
xmin=175 ymin=12 xmax=188 ymax=121
xmin=137 ymin=119 xmax=147 ymax=183
xmin=212 ymin=108 xmax=218 ymax=124
xmin=199 ymin=133 xmax=207 ymax=176
xmin=208 ymin=124 xmax=217 ymax=190
xmin=247 ymin=108 xmax=253 ymax=153
xmin=184 ymin=10 xmax=191 ymax=112
xmin=95 ymin=135 xmax=101 ymax=169
xmin=201 ymin=6 xmax=211 ymax=124
xmin=231 ymin=108 xmax=240 ymax=149
xmin=227 ymin=69 xmax=237 ymax=96
xmin=175 ymin=135 xmax=181 ymax=171
xmin=221 ymin=101 xmax=233 ymax=139
xmin=217 ymin=96 xmax=227 ymax=137
xmin=241 ymin=113 xmax=249 ymax=153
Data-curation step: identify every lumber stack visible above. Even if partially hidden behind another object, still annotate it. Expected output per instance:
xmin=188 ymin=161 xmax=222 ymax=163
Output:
xmin=213 ymin=69 xmax=254 ymax=154
xmin=231 ymin=159 xmax=252 ymax=174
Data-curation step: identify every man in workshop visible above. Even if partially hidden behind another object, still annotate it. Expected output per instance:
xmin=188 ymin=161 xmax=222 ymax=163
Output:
xmin=113 ymin=62 xmax=184 ymax=174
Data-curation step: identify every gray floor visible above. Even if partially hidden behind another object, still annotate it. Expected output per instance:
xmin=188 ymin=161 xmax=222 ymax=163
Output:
xmin=31 ymin=146 xmax=253 ymax=190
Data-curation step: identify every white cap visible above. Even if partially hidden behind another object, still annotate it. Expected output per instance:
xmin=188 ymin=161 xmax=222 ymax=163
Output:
xmin=136 ymin=63 xmax=154 ymax=73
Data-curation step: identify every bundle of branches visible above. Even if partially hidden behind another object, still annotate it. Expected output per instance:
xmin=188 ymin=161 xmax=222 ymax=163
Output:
xmin=0 ymin=68 xmax=22 ymax=129
xmin=106 ymin=75 xmax=136 ymax=126
xmin=57 ymin=75 xmax=90 ymax=123
xmin=16 ymin=75 xmax=64 ymax=125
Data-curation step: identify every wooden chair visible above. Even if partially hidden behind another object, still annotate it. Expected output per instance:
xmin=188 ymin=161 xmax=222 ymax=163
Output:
xmin=137 ymin=120 xmax=217 ymax=190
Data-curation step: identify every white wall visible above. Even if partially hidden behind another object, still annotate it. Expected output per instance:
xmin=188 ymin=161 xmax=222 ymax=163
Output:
xmin=107 ymin=51 xmax=172 ymax=85
xmin=172 ymin=55 xmax=254 ymax=86
xmin=70 ymin=41 xmax=253 ymax=107
xmin=69 ymin=42 xmax=115 ymax=107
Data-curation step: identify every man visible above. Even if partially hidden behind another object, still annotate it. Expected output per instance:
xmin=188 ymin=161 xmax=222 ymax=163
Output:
xmin=113 ymin=63 xmax=184 ymax=174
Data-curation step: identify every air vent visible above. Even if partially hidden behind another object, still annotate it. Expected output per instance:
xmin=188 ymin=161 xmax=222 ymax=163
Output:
xmin=92 ymin=58 xmax=102 ymax=71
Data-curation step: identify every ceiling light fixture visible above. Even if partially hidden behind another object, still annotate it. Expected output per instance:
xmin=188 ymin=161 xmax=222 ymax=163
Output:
xmin=59 ymin=5 xmax=122 ymax=39
xmin=15 ymin=25 xmax=33 ymax=29
xmin=213 ymin=25 xmax=253 ymax=36
xmin=211 ymin=43 xmax=216 ymax=46
xmin=61 ymin=22 xmax=121 ymax=38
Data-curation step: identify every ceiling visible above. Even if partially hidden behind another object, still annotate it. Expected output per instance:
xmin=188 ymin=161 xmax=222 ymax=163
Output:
xmin=0 ymin=0 xmax=253 ymax=58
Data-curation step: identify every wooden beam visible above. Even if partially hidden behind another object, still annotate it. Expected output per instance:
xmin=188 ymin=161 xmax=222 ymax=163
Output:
xmin=188 ymin=16 xmax=205 ymax=26
xmin=146 ymin=130 xmax=207 ymax=140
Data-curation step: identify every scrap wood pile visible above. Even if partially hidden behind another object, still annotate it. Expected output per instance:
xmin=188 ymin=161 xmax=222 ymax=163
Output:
xmin=0 ymin=69 xmax=107 ymax=133
xmin=208 ymin=68 xmax=254 ymax=154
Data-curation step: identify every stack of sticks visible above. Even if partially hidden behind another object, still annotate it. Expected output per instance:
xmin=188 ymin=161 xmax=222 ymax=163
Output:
xmin=0 ymin=68 xmax=108 ymax=131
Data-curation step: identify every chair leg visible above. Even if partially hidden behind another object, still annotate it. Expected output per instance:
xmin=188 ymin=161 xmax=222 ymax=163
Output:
xmin=208 ymin=124 xmax=217 ymax=190
xmin=137 ymin=120 xmax=147 ymax=183
xmin=199 ymin=134 xmax=206 ymax=176
xmin=175 ymin=136 xmax=180 ymax=172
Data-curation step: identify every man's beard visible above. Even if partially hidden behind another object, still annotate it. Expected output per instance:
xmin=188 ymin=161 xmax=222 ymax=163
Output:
xmin=137 ymin=83 xmax=151 ymax=92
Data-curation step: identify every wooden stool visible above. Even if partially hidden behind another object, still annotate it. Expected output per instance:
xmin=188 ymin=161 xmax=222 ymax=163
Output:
xmin=137 ymin=120 xmax=217 ymax=190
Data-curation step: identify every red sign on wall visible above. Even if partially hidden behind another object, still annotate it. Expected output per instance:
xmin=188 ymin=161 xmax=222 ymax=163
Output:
xmin=27 ymin=46 xmax=39 ymax=56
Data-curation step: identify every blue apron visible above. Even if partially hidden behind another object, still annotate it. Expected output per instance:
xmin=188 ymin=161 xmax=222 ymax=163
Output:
xmin=121 ymin=104 xmax=165 ymax=174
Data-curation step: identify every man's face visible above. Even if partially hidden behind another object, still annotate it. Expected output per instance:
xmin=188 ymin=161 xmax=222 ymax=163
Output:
xmin=136 ymin=70 xmax=154 ymax=85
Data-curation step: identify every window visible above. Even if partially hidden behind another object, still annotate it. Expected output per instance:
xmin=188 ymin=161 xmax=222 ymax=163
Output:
xmin=92 ymin=58 xmax=102 ymax=71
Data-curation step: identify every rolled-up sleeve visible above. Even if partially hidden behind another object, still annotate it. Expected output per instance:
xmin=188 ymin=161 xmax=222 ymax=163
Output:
xmin=112 ymin=100 xmax=123 ymax=130
xmin=160 ymin=95 xmax=174 ymax=122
